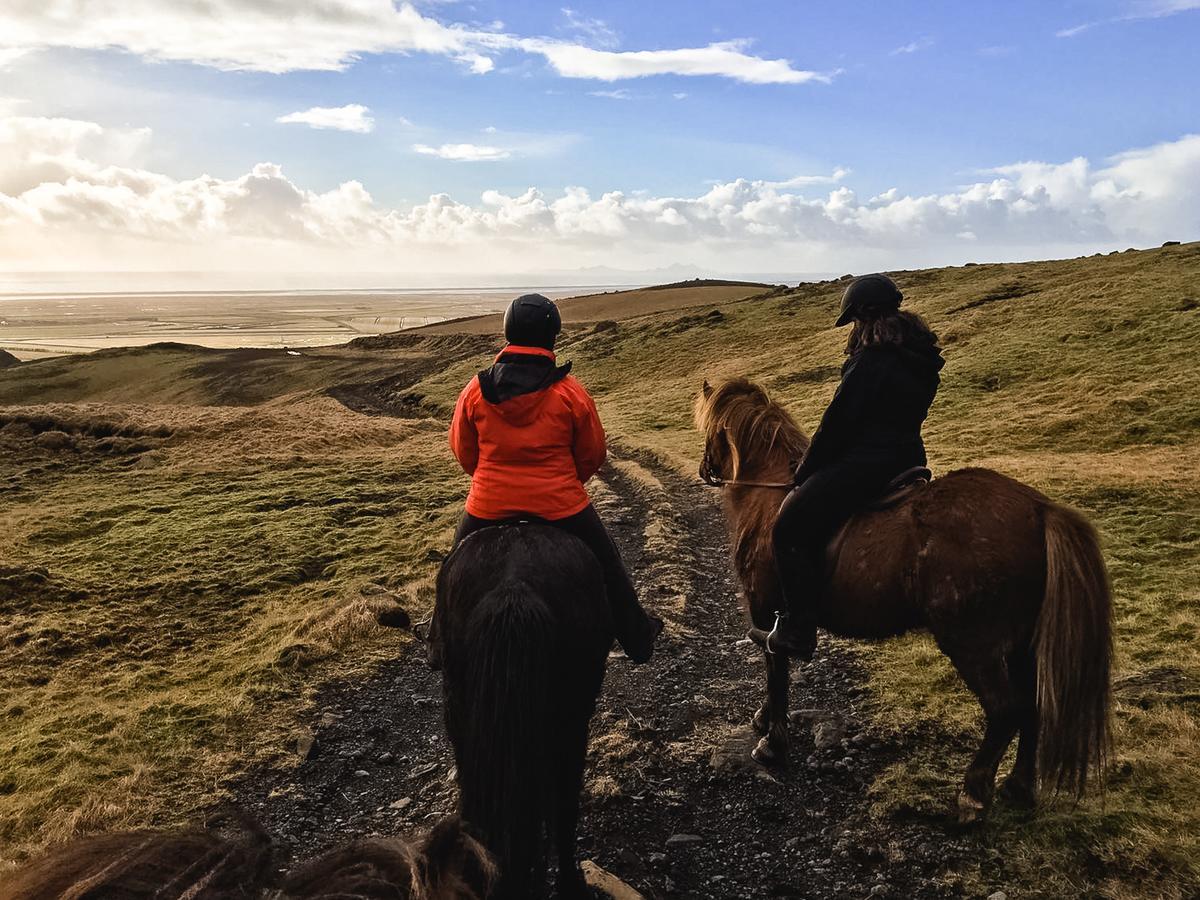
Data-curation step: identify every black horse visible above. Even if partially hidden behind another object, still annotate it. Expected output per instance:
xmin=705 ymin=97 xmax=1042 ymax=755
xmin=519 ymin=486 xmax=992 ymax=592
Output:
xmin=436 ymin=524 xmax=613 ymax=899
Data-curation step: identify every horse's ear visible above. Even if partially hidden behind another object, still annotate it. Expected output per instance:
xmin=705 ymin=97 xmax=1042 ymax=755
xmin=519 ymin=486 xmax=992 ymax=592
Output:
xmin=702 ymin=379 xmax=713 ymax=398
xmin=420 ymin=817 xmax=497 ymax=896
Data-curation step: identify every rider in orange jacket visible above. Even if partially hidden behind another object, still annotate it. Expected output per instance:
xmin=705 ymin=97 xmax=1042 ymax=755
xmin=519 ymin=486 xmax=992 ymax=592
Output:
xmin=449 ymin=345 xmax=606 ymax=523
xmin=431 ymin=294 xmax=662 ymax=666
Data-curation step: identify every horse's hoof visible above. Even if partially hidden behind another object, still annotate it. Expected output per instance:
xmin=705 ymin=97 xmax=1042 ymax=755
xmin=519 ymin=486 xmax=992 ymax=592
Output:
xmin=998 ymin=776 xmax=1037 ymax=810
xmin=955 ymin=791 xmax=987 ymax=827
xmin=752 ymin=707 xmax=769 ymax=736
xmin=751 ymin=736 xmax=784 ymax=768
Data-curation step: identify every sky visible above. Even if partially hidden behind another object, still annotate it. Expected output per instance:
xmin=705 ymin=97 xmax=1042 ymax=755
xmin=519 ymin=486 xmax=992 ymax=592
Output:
xmin=0 ymin=0 xmax=1197 ymax=283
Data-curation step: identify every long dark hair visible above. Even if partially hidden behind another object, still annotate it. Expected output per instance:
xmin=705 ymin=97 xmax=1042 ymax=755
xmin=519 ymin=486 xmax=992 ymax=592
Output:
xmin=845 ymin=309 xmax=939 ymax=356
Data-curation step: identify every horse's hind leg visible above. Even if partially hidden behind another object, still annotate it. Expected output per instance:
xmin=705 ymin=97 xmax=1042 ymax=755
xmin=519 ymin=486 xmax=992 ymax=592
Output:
xmin=998 ymin=649 xmax=1039 ymax=809
xmin=943 ymin=644 xmax=1021 ymax=825
xmin=752 ymin=649 xmax=790 ymax=767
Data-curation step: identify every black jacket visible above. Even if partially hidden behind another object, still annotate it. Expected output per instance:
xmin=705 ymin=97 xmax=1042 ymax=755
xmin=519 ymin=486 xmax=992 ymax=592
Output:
xmin=795 ymin=341 xmax=944 ymax=484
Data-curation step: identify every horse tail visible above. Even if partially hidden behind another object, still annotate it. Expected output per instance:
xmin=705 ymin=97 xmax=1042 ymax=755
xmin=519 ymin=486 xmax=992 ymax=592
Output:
xmin=1035 ymin=502 xmax=1113 ymax=798
xmin=455 ymin=580 xmax=554 ymax=898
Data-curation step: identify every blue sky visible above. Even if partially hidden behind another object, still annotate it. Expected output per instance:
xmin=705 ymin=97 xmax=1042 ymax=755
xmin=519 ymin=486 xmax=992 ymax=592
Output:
xmin=0 ymin=1 xmax=1197 ymax=279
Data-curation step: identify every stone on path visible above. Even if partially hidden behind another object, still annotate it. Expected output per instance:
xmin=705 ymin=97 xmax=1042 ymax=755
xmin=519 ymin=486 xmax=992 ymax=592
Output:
xmin=294 ymin=728 xmax=317 ymax=761
xmin=708 ymin=725 xmax=763 ymax=775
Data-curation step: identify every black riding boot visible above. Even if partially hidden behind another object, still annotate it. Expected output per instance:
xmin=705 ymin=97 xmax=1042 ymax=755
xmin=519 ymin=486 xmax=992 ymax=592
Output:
xmin=610 ymin=591 xmax=663 ymax=664
xmin=551 ymin=505 xmax=663 ymax=664
xmin=761 ymin=535 xmax=819 ymax=660
xmin=754 ymin=485 xmax=824 ymax=660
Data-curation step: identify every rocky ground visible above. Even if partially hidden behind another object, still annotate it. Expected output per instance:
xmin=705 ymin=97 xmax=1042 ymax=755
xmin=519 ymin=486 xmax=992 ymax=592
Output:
xmin=233 ymin=447 xmax=987 ymax=899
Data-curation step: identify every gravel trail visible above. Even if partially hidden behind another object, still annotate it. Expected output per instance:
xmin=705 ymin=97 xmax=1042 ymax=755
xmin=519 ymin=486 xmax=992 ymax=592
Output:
xmin=233 ymin=447 xmax=975 ymax=899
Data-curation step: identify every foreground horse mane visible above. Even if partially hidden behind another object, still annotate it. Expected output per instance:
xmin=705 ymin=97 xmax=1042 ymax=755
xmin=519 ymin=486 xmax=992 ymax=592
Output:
xmin=282 ymin=817 xmax=497 ymax=899
xmin=0 ymin=814 xmax=273 ymax=900
xmin=1 ymin=815 xmax=495 ymax=900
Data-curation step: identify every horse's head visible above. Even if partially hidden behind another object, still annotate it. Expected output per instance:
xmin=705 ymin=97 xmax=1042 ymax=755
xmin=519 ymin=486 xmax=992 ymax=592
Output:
xmin=695 ymin=379 xmax=733 ymax=485
xmin=694 ymin=377 xmax=808 ymax=485
xmin=696 ymin=380 xmax=727 ymax=485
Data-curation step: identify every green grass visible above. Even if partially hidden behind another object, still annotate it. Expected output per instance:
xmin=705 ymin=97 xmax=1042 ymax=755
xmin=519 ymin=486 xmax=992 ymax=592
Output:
xmin=0 ymin=398 xmax=467 ymax=861
xmin=2 ymin=244 xmax=1199 ymax=896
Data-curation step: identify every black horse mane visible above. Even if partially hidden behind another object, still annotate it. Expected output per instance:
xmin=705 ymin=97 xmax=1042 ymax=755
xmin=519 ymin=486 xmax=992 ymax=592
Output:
xmin=437 ymin=524 xmax=612 ymax=899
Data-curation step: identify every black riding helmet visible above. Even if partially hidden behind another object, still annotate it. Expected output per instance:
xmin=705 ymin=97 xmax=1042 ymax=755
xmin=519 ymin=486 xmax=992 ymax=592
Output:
xmin=503 ymin=293 xmax=562 ymax=350
xmin=835 ymin=273 xmax=903 ymax=327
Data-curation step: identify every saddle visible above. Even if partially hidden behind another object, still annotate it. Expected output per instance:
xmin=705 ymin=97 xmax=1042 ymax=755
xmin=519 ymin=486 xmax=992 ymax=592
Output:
xmin=825 ymin=467 xmax=932 ymax=569
xmin=866 ymin=465 xmax=932 ymax=511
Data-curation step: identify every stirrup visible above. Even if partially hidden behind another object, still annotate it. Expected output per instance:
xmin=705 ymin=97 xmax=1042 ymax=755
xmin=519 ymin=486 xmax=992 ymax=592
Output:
xmin=764 ymin=610 xmax=787 ymax=657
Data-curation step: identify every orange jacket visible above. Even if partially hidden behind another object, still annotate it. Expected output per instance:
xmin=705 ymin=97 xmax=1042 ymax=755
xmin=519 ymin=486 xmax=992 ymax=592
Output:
xmin=449 ymin=345 xmax=607 ymax=521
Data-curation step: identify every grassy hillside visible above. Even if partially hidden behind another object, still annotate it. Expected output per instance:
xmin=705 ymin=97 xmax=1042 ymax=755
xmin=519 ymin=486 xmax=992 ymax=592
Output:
xmin=415 ymin=280 xmax=775 ymax=334
xmin=1 ymin=245 xmax=1198 ymax=897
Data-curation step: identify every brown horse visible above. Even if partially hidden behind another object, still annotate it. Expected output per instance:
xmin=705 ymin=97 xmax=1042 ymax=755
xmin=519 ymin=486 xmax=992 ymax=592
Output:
xmin=695 ymin=377 xmax=1112 ymax=823
xmin=1 ymin=814 xmax=495 ymax=900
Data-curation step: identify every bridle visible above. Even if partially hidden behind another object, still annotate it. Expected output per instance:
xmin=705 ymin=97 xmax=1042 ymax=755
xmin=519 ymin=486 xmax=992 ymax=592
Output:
xmin=700 ymin=472 xmax=793 ymax=490
xmin=698 ymin=441 xmax=794 ymax=491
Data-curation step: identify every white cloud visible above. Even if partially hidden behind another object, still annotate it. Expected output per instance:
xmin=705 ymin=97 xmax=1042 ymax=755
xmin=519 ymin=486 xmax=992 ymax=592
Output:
xmin=1057 ymin=0 xmax=1199 ymax=36
xmin=276 ymin=104 xmax=375 ymax=134
xmin=0 ymin=1 xmax=488 ymax=74
xmin=523 ymin=39 xmax=834 ymax=84
xmin=0 ymin=2 xmax=833 ymax=86
xmin=588 ymin=89 xmax=633 ymax=100
xmin=3 ymin=115 xmax=1196 ymax=273
xmin=413 ymin=142 xmax=511 ymax=161
xmin=891 ymin=37 xmax=934 ymax=55
xmin=673 ymin=92 xmax=689 ymax=100
xmin=0 ymin=47 xmax=29 ymax=68
xmin=1056 ymin=23 xmax=1096 ymax=37
xmin=766 ymin=168 xmax=852 ymax=188
xmin=560 ymin=7 xmax=620 ymax=49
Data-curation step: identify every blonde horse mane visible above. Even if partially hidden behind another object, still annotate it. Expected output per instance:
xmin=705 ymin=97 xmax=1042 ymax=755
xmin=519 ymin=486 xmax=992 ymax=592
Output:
xmin=694 ymin=377 xmax=809 ymax=481
xmin=694 ymin=378 xmax=810 ymax=595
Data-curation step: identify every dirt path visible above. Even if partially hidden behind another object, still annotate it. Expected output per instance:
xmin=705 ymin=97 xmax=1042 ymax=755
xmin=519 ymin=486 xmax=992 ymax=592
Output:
xmin=233 ymin=447 xmax=975 ymax=899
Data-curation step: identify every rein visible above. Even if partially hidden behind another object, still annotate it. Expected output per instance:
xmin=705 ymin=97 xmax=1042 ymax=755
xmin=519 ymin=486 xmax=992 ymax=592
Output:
xmin=700 ymin=473 xmax=793 ymax=491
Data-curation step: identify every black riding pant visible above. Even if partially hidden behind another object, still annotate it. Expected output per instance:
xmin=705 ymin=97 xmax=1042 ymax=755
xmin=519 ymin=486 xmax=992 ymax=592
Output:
xmin=453 ymin=504 xmax=656 ymax=652
xmin=772 ymin=460 xmax=900 ymax=623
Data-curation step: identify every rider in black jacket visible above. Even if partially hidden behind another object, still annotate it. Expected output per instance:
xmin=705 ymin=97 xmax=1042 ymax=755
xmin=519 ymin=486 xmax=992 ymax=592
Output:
xmin=762 ymin=274 xmax=944 ymax=658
